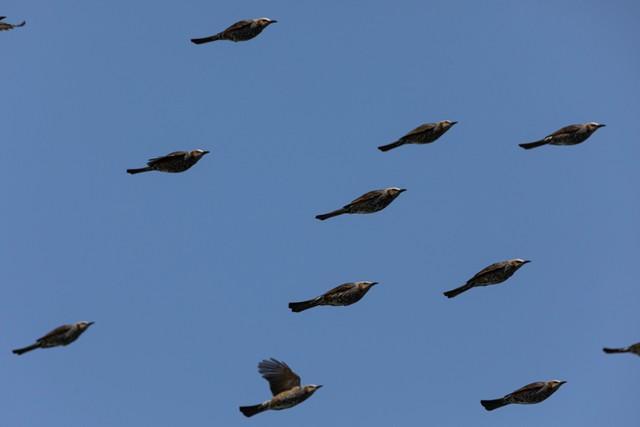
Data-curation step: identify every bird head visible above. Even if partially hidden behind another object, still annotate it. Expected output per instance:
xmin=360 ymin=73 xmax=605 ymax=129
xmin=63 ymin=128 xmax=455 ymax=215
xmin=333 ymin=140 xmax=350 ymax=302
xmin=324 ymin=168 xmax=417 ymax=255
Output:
xmin=549 ymin=380 xmax=567 ymax=389
xmin=305 ymin=384 xmax=323 ymax=394
xmin=387 ymin=187 xmax=406 ymax=197
xmin=442 ymin=120 xmax=458 ymax=128
xmin=359 ymin=281 xmax=379 ymax=289
xmin=78 ymin=321 xmax=95 ymax=331
xmin=512 ymin=259 xmax=531 ymax=267
xmin=586 ymin=122 xmax=606 ymax=132
xmin=191 ymin=149 xmax=210 ymax=158
xmin=256 ymin=18 xmax=277 ymax=26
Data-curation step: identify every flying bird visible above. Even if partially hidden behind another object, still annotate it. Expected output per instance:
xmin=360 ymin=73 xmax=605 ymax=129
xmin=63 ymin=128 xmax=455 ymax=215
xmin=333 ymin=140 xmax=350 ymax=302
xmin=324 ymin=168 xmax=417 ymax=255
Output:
xmin=481 ymin=380 xmax=566 ymax=411
xmin=603 ymin=342 xmax=640 ymax=356
xmin=13 ymin=321 xmax=94 ymax=355
xmin=0 ymin=17 xmax=26 ymax=31
xmin=519 ymin=122 xmax=605 ymax=150
xmin=126 ymin=149 xmax=209 ymax=174
xmin=191 ymin=18 xmax=277 ymax=44
xmin=289 ymin=281 xmax=378 ymax=312
xmin=239 ymin=358 xmax=322 ymax=417
xmin=378 ymin=120 xmax=457 ymax=152
xmin=443 ymin=259 xmax=530 ymax=298
xmin=315 ymin=187 xmax=406 ymax=221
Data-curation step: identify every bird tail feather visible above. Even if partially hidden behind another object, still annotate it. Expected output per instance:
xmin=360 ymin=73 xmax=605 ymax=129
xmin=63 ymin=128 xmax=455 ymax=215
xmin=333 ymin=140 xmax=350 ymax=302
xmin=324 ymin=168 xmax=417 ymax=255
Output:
xmin=288 ymin=298 xmax=321 ymax=313
xmin=519 ymin=139 xmax=548 ymax=150
xmin=12 ymin=343 xmax=40 ymax=355
xmin=191 ymin=34 xmax=222 ymax=45
xmin=603 ymin=347 xmax=628 ymax=354
xmin=378 ymin=140 xmax=405 ymax=152
xmin=481 ymin=398 xmax=508 ymax=411
xmin=239 ymin=404 xmax=266 ymax=417
xmin=126 ymin=167 xmax=153 ymax=175
xmin=443 ymin=283 xmax=473 ymax=299
xmin=315 ymin=208 xmax=348 ymax=221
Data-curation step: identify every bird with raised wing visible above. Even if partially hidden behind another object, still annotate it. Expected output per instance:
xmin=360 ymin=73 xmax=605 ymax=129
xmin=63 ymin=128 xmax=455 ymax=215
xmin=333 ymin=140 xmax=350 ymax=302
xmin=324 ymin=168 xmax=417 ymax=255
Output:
xmin=519 ymin=122 xmax=605 ymax=150
xmin=378 ymin=120 xmax=457 ymax=152
xmin=191 ymin=18 xmax=277 ymax=44
xmin=0 ymin=16 xmax=26 ymax=31
xmin=13 ymin=321 xmax=94 ymax=355
xmin=315 ymin=187 xmax=406 ymax=221
xmin=126 ymin=149 xmax=209 ymax=174
xmin=289 ymin=281 xmax=378 ymax=313
xmin=239 ymin=358 xmax=322 ymax=417
xmin=481 ymin=380 xmax=566 ymax=411
xmin=443 ymin=259 xmax=530 ymax=298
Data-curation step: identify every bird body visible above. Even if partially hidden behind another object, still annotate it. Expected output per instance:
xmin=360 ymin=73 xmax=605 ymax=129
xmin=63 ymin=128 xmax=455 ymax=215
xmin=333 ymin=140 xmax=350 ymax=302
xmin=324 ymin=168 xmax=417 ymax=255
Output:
xmin=378 ymin=120 xmax=457 ymax=152
xmin=289 ymin=281 xmax=378 ymax=312
xmin=603 ymin=342 xmax=640 ymax=356
xmin=240 ymin=358 xmax=322 ymax=417
xmin=519 ymin=122 xmax=605 ymax=149
xmin=315 ymin=187 xmax=406 ymax=220
xmin=13 ymin=321 xmax=94 ymax=355
xmin=0 ymin=17 xmax=26 ymax=31
xmin=481 ymin=380 xmax=566 ymax=411
xmin=443 ymin=259 xmax=530 ymax=298
xmin=191 ymin=18 xmax=276 ymax=44
xmin=127 ymin=149 xmax=209 ymax=174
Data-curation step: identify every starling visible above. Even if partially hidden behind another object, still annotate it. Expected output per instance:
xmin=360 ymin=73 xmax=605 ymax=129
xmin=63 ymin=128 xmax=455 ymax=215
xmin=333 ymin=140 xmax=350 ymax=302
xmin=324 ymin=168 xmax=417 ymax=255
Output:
xmin=0 ymin=17 xmax=26 ymax=31
xmin=443 ymin=259 xmax=530 ymax=298
xmin=289 ymin=281 xmax=378 ymax=313
xmin=481 ymin=380 xmax=566 ymax=411
xmin=126 ymin=149 xmax=209 ymax=174
xmin=191 ymin=18 xmax=277 ymax=44
xmin=12 ymin=321 xmax=94 ymax=355
xmin=239 ymin=358 xmax=322 ymax=417
xmin=378 ymin=120 xmax=457 ymax=152
xmin=519 ymin=122 xmax=605 ymax=150
xmin=315 ymin=187 xmax=406 ymax=221
xmin=603 ymin=342 xmax=640 ymax=356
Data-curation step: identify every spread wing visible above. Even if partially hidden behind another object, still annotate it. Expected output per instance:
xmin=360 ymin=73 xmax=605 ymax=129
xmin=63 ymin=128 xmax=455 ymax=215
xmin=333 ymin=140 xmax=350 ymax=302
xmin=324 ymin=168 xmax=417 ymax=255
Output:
xmin=37 ymin=324 xmax=72 ymax=342
xmin=147 ymin=151 xmax=186 ymax=167
xmin=401 ymin=123 xmax=436 ymax=139
xmin=510 ymin=381 xmax=545 ymax=396
xmin=258 ymin=358 xmax=301 ymax=396
xmin=323 ymin=283 xmax=356 ymax=297
xmin=548 ymin=124 xmax=581 ymax=139
xmin=224 ymin=20 xmax=253 ymax=33
xmin=344 ymin=190 xmax=382 ymax=208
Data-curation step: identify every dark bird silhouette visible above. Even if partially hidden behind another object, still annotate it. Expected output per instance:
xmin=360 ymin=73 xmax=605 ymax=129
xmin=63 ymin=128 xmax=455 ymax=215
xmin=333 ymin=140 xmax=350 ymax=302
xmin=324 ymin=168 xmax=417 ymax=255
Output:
xmin=239 ymin=358 xmax=322 ymax=417
xmin=481 ymin=380 xmax=566 ymax=411
xmin=191 ymin=18 xmax=277 ymax=44
xmin=315 ymin=187 xmax=406 ymax=221
xmin=603 ymin=342 xmax=640 ymax=356
xmin=127 ymin=149 xmax=209 ymax=174
xmin=0 ymin=16 xmax=26 ymax=31
xmin=444 ymin=259 xmax=530 ymax=298
xmin=13 ymin=321 xmax=94 ymax=355
xmin=289 ymin=281 xmax=378 ymax=312
xmin=378 ymin=120 xmax=457 ymax=152
xmin=519 ymin=122 xmax=605 ymax=150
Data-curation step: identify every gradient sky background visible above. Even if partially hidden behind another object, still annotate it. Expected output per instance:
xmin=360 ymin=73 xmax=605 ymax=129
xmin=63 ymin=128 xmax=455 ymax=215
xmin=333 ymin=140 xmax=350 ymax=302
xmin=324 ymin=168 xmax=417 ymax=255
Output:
xmin=1 ymin=1 xmax=638 ymax=426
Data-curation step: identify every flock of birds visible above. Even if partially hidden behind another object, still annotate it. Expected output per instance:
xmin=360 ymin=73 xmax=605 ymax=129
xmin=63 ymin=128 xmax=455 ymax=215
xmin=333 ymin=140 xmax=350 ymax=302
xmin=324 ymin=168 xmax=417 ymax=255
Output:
xmin=4 ymin=13 xmax=637 ymax=420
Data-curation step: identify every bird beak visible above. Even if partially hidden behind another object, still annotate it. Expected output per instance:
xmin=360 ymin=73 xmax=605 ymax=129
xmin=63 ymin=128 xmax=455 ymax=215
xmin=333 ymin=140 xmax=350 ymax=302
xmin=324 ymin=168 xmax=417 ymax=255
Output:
xmin=369 ymin=282 xmax=379 ymax=287
xmin=450 ymin=121 xmax=458 ymax=126
xmin=315 ymin=385 xmax=323 ymax=389
xmin=559 ymin=380 xmax=567 ymax=385
xmin=269 ymin=20 xmax=278 ymax=24
xmin=596 ymin=124 xmax=606 ymax=128
xmin=202 ymin=150 xmax=210 ymax=155
xmin=398 ymin=188 xmax=407 ymax=193
xmin=522 ymin=260 xmax=531 ymax=264
xmin=87 ymin=321 xmax=95 ymax=327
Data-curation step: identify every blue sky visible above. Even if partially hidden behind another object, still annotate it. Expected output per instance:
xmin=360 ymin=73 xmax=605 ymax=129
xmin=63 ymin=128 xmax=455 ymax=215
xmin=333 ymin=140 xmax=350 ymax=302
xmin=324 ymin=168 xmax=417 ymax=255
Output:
xmin=1 ymin=1 xmax=638 ymax=426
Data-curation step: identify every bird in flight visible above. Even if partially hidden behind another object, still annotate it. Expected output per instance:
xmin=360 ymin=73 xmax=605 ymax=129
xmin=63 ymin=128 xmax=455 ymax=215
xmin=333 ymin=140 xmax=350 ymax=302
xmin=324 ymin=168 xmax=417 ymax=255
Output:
xmin=13 ymin=321 xmax=94 ymax=355
xmin=191 ymin=18 xmax=277 ymax=44
xmin=519 ymin=122 xmax=605 ymax=150
xmin=378 ymin=120 xmax=457 ymax=152
xmin=126 ymin=149 xmax=209 ymax=174
xmin=289 ymin=281 xmax=378 ymax=312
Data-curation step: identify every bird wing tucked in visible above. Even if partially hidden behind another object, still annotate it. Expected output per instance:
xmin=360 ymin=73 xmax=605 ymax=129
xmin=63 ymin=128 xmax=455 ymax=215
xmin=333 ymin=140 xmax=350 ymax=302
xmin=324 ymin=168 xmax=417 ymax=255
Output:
xmin=511 ymin=381 xmax=545 ymax=396
xmin=258 ymin=358 xmax=301 ymax=396
xmin=471 ymin=261 xmax=506 ymax=281
xmin=37 ymin=324 xmax=71 ymax=342
xmin=147 ymin=151 xmax=186 ymax=166
xmin=402 ymin=123 xmax=436 ymax=139
xmin=549 ymin=124 xmax=582 ymax=138
xmin=323 ymin=283 xmax=356 ymax=297
xmin=223 ymin=20 xmax=253 ymax=34
xmin=345 ymin=190 xmax=380 ymax=208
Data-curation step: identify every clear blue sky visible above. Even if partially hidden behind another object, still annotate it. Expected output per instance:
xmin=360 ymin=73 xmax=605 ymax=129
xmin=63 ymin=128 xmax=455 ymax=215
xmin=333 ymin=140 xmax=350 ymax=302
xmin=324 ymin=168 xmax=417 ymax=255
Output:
xmin=1 ymin=1 xmax=638 ymax=426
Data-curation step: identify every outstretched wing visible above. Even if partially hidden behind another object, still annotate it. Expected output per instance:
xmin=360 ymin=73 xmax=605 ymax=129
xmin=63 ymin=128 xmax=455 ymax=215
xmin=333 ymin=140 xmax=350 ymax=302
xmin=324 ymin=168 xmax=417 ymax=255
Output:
xmin=37 ymin=324 xmax=72 ymax=342
xmin=344 ymin=190 xmax=382 ymax=209
xmin=258 ymin=358 xmax=301 ymax=396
